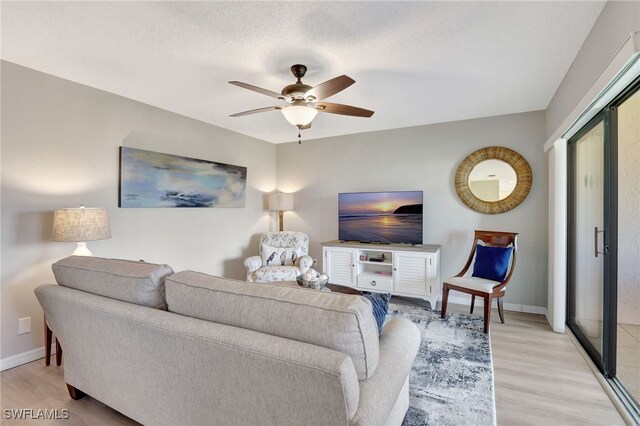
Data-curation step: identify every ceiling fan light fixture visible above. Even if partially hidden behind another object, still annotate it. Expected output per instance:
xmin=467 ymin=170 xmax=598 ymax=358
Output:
xmin=281 ymin=104 xmax=318 ymax=127
xmin=228 ymin=65 xmax=374 ymax=132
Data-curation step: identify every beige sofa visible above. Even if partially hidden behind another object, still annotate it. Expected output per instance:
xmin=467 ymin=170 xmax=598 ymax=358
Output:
xmin=35 ymin=256 xmax=420 ymax=426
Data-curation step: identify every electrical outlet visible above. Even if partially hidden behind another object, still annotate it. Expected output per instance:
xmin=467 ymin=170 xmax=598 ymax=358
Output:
xmin=18 ymin=317 xmax=31 ymax=335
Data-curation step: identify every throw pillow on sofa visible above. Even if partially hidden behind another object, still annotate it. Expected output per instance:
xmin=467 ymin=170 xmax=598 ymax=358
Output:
xmin=52 ymin=256 xmax=173 ymax=310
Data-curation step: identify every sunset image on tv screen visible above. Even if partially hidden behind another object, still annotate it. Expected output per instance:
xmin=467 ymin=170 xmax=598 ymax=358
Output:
xmin=338 ymin=191 xmax=423 ymax=244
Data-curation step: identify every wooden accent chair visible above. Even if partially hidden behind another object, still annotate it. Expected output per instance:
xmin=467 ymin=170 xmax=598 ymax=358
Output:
xmin=441 ymin=230 xmax=518 ymax=333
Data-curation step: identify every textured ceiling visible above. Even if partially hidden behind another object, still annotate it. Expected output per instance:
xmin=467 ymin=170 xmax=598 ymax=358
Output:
xmin=1 ymin=1 xmax=605 ymax=143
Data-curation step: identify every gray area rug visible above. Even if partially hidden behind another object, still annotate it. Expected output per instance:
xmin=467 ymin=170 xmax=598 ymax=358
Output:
xmin=386 ymin=303 xmax=496 ymax=426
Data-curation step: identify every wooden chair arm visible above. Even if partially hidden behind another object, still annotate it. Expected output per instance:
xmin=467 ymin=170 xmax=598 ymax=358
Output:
xmin=455 ymin=236 xmax=479 ymax=277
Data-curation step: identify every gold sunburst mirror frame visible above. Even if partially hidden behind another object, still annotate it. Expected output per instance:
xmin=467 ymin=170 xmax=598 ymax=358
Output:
xmin=455 ymin=146 xmax=532 ymax=214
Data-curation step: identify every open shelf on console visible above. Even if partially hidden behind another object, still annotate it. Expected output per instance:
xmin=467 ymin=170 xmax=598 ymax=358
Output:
xmin=357 ymin=249 xmax=394 ymax=277
xmin=357 ymin=260 xmax=393 ymax=266
xmin=357 ymin=249 xmax=392 ymax=264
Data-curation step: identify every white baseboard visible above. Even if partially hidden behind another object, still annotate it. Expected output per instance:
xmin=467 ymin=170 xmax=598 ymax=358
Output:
xmin=544 ymin=312 xmax=564 ymax=332
xmin=0 ymin=344 xmax=56 ymax=372
xmin=448 ymin=295 xmax=547 ymax=315
xmin=510 ymin=304 xmax=548 ymax=315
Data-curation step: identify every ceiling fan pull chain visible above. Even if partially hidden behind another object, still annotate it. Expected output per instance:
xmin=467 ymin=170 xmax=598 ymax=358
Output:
xmin=298 ymin=130 xmax=302 ymax=144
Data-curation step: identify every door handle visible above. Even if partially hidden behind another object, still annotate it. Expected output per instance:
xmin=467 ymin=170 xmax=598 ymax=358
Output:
xmin=594 ymin=226 xmax=607 ymax=257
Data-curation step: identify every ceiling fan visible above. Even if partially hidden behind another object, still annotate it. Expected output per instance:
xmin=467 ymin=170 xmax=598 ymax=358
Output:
xmin=229 ymin=64 xmax=374 ymax=143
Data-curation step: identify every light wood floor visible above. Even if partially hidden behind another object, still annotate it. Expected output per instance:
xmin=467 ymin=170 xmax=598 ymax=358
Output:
xmin=618 ymin=323 xmax=640 ymax=403
xmin=1 ymin=303 xmax=625 ymax=425
xmin=491 ymin=311 xmax=624 ymax=425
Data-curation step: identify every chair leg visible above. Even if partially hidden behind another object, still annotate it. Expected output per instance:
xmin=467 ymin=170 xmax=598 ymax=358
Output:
xmin=483 ymin=296 xmax=492 ymax=333
xmin=55 ymin=339 xmax=63 ymax=366
xmin=470 ymin=295 xmax=476 ymax=314
xmin=441 ymin=285 xmax=450 ymax=319
xmin=44 ymin=319 xmax=52 ymax=366
xmin=497 ymin=297 xmax=505 ymax=324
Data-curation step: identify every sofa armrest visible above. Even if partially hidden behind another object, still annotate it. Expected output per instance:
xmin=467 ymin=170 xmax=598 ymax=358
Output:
xmin=350 ymin=318 xmax=420 ymax=426
xmin=244 ymin=256 xmax=262 ymax=272
xmin=299 ymin=255 xmax=314 ymax=273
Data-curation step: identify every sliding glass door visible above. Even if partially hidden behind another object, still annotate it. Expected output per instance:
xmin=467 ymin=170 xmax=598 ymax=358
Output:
xmin=568 ymin=115 xmax=609 ymax=365
xmin=615 ymin=85 xmax=640 ymax=405
xmin=568 ymin=78 xmax=640 ymax=414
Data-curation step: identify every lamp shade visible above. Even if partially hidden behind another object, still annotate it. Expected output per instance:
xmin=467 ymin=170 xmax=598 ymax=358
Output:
xmin=281 ymin=105 xmax=318 ymax=127
xmin=268 ymin=192 xmax=294 ymax=211
xmin=52 ymin=207 xmax=111 ymax=242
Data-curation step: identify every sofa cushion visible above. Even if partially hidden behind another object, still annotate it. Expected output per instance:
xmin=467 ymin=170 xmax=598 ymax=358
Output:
xmin=166 ymin=271 xmax=379 ymax=380
xmin=52 ymin=256 xmax=173 ymax=310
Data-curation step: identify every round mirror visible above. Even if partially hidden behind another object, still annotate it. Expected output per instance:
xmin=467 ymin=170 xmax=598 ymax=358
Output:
xmin=467 ymin=159 xmax=518 ymax=201
xmin=455 ymin=146 xmax=532 ymax=214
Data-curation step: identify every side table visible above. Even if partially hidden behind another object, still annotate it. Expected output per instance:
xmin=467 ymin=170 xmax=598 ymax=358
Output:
xmin=325 ymin=283 xmax=364 ymax=295
xmin=44 ymin=316 xmax=62 ymax=366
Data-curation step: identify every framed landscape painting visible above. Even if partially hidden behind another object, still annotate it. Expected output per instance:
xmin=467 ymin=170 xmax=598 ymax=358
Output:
xmin=119 ymin=147 xmax=247 ymax=208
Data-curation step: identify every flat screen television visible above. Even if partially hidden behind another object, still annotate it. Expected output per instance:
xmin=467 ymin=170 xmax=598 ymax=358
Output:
xmin=338 ymin=191 xmax=423 ymax=244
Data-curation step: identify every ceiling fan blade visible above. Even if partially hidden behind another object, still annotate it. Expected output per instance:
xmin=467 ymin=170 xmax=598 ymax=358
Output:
xmin=229 ymin=106 xmax=282 ymax=117
xmin=304 ymin=75 xmax=355 ymax=101
xmin=299 ymin=122 xmax=312 ymax=130
xmin=229 ymin=81 xmax=286 ymax=100
xmin=315 ymin=102 xmax=374 ymax=118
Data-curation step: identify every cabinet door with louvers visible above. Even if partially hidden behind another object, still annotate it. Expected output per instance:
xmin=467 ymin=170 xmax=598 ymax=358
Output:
xmin=393 ymin=252 xmax=433 ymax=296
xmin=323 ymin=247 xmax=356 ymax=287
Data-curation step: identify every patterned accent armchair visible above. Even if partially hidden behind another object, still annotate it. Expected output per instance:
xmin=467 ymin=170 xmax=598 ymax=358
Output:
xmin=244 ymin=232 xmax=314 ymax=282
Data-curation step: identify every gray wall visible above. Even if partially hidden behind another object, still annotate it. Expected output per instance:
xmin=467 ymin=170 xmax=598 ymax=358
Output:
xmin=277 ymin=111 xmax=548 ymax=309
xmin=546 ymin=0 xmax=640 ymax=139
xmin=1 ymin=61 xmax=276 ymax=360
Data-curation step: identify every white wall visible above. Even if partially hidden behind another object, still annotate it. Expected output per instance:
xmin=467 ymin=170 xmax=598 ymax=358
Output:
xmin=546 ymin=0 xmax=640 ymax=140
xmin=0 ymin=61 xmax=277 ymax=363
xmin=547 ymin=140 xmax=567 ymax=332
xmin=276 ymin=111 xmax=548 ymax=310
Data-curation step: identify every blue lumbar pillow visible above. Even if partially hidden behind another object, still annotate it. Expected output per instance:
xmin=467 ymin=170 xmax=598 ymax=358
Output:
xmin=472 ymin=245 xmax=513 ymax=282
xmin=363 ymin=292 xmax=391 ymax=335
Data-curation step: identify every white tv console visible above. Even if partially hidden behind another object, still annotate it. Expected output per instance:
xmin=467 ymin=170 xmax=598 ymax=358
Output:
xmin=321 ymin=240 xmax=442 ymax=309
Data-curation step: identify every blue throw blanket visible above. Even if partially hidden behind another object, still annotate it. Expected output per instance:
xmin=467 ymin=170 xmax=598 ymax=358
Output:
xmin=363 ymin=292 xmax=391 ymax=334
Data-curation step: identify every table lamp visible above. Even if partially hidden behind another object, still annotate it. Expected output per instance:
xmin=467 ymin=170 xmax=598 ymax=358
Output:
xmin=268 ymin=192 xmax=294 ymax=232
xmin=52 ymin=205 xmax=111 ymax=256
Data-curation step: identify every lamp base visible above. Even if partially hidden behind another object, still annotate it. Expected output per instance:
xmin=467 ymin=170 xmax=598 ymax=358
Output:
xmin=72 ymin=242 xmax=93 ymax=256
xmin=278 ymin=210 xmax=284 ymax=232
